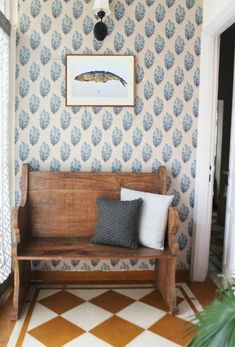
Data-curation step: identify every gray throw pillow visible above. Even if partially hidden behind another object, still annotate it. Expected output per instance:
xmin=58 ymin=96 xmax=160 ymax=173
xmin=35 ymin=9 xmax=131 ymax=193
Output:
xmin=92 ymin=197 xmax=143 ymax=249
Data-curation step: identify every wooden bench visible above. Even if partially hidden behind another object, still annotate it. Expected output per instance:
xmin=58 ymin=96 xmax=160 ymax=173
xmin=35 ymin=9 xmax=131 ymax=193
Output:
xmin=12 ymin=164 xmax=179 ymax=320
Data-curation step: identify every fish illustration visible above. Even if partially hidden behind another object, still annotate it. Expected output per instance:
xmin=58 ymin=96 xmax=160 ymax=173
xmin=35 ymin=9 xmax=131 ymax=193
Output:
xmin=74 ymin=71 xmax=127 ymax=87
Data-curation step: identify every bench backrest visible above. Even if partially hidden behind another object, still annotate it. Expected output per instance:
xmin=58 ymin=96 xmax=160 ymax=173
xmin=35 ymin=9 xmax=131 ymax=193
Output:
xmin=21 ymin=164 xmax=167 ymax=238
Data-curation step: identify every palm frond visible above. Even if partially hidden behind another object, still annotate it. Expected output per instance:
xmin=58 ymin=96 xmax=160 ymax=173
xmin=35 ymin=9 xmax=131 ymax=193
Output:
xmin=187 ymin=276 xmax=235 ymax=347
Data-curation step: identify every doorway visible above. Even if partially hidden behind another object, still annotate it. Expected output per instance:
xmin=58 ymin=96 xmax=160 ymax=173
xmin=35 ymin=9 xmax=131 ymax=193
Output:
xmin=209 ymin=24 xmax=235 ymax=281
xmin=192 ymin=2 xmax=235 ymax=282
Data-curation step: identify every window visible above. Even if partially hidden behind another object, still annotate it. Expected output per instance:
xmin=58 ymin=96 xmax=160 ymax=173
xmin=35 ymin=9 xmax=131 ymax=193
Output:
xmin=0 ymin=0 xmax=9 ymax=19
xmin=0 ymin=7 xmax=11 ymax=285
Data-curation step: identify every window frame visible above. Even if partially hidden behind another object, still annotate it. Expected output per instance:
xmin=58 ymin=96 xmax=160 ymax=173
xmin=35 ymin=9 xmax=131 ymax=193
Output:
xmin=0 ymin=7 xmax=11 ymax=292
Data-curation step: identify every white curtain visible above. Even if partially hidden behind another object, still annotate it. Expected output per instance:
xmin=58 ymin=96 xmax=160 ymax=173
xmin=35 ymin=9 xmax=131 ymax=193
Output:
xmin=0 ymin=1 xmax=4 ymax=14
xmin=0 ymin=24 xmax=11 ymax=284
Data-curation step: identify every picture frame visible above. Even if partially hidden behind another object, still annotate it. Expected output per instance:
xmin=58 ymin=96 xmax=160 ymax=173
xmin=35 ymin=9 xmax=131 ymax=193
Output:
xmin=66 ymin=54 xmax=135 ymax=106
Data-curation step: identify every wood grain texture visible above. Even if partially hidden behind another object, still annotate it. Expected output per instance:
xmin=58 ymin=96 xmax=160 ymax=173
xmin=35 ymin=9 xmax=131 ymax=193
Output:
xmin=27 ymin=170 xmax=166 ymax=237
xmin=31 ymin=270 xmax=156 ymax=283
xmin=155 ymin=257 xmax=178 ymax=314
xmin=11 ymin=258 xmax=30 ymax=320
xmin=31 ymin=269 xmax=189 ymax=284
xmin=167 ymin=207 xmax=179 ymax=256
xmin=154 ymin=206 xmax=179 ymax=313
xmin=17 ymin=237 xmax=174 ymax=260
xmin=12 ymin=164 xmax=179 ymax=319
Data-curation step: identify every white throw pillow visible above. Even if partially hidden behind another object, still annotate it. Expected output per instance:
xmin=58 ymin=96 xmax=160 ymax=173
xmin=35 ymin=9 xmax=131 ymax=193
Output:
xmin=121 ymin=188 xmax=173 ymax=250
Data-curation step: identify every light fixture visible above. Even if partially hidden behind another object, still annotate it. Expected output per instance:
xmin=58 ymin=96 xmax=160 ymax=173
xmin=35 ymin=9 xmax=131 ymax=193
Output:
xmin=93 ymin=0 xmax=111 ymax=41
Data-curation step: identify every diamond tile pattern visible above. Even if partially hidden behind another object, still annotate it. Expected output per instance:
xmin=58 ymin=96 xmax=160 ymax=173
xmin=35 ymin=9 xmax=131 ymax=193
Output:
xmin=39 ymin=290 xmax=84 ymax=314
xmin=62 ymin=302 xmax=112 ymax=330
xmin=90 ymin=290 xmax=135 ymax=314
xmin=140 ymin=288 xmax=185 ymax=311
xmin=149 ymin=314 xmax=195 ymax=345
xmin=18 ymin=286 xmax=199 ymax=346
xmin=116 ymin=301 xmax=166 ymax=328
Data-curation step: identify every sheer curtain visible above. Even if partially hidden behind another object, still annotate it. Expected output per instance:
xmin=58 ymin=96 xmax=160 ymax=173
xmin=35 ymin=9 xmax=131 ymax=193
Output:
xmin=0 ymin=14 xmax=11 ymax=284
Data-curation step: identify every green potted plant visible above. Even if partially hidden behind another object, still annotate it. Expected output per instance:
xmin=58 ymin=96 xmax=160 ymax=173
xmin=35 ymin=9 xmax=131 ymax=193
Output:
xmin=188 ymin=276 xmax=235 ymax=347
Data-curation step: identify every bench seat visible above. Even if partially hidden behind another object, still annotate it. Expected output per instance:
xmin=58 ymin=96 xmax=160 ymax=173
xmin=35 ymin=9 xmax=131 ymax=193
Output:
xmin=17 ymin=236 xmax=174 ymax=260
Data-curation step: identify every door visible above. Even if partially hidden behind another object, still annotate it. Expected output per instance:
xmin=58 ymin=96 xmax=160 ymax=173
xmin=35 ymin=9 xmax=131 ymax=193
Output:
xmin=215 ymin=100 xmax=225 ymax=224
xmin=223 ymin=49 xmax=235 ymax=275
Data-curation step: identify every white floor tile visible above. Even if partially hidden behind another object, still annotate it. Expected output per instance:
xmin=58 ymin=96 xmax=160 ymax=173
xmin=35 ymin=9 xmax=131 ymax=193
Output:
xmin=62 ymin=333 xmax=112 ymax=347
xmin=125 ymin=330 xmax=181 ymax=347
xmin=62 ymin=302 xmax=112 ymax=330
xmin=27 ymin=303 xmax=58 ymax=331
xmin=66 ymin=288 xmax=108 ymax=301
xmin=113 ymin=288 xmax=155 ymax=300
xmin=7 ymin=304 xmax=30 ymax=347
xmin=177 ymin=300 xmax=195 ymax=321
xmin=22 ymin=333 xmax=46 ymax=347
xmin=116 ymin=301 xmax=166 ymax=329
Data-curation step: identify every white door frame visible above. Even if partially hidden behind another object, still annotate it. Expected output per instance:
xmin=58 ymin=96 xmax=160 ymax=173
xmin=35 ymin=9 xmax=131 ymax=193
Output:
xmin=191 ymin=3 xmax=235 ymax=282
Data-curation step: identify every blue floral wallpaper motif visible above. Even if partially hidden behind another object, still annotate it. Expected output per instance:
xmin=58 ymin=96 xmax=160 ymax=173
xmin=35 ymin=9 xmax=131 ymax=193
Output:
xmin=15 ymin=0 xmax=202 ymax=271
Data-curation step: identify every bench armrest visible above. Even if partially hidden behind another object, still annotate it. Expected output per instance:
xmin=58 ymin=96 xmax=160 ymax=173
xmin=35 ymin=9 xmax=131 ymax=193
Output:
xmin=12 ymin=204 xmax=29 ymax=245
xmin=167 ymin=207 xmax=179 ymax=256
xmin=12 ymin=164 xmax=29 ymax=245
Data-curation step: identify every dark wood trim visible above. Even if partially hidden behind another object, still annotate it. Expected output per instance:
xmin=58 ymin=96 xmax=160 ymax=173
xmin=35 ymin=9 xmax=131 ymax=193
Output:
xmin=31 ymin=270 xmax=155 ymax=284
xmin=31 ymin=269 xmax=189 ymax=284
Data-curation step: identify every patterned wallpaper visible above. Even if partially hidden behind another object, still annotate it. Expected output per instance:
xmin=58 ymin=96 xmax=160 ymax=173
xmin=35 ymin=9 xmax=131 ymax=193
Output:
xmin=15 ymin=0 xmax=202 ymax=271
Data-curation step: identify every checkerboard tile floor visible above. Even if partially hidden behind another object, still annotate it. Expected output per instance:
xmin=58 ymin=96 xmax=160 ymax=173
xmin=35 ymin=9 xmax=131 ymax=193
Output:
xmin=8 ymin=285 xmax=202 ymax=347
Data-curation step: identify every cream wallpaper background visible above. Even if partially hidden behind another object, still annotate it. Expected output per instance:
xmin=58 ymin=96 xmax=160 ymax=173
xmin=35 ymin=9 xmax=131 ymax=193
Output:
xmin=15 ymin=0 xmax=202 ymax=271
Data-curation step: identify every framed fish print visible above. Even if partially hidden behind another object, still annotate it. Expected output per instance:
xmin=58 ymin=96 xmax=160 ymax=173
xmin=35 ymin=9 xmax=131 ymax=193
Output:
xmin=66 ymin=54 xmax=135 ymax=106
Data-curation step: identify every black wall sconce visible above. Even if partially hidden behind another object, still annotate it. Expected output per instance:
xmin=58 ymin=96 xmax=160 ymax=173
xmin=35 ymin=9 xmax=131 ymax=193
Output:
xmin=93 ymin=0 xmax=111 ymax=41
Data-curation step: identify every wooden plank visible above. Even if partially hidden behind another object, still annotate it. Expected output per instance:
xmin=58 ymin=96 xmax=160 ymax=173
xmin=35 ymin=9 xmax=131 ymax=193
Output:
xmin=31 ymin=270 xmax=155 ymax=283
xmin=17 ymin=237 xmax=173 ymax=260
xmin=12 ymin=259 xmax=31 ymax=320
xmin=28 ymin=171 xmax=165 ymax=193
xmin=27 ymin=169 xmax=166 ymax=238
xmin=155 ymin=257 xmax=177 ymax=314
xmin=30 ymin=269 xmax=189 ymax=284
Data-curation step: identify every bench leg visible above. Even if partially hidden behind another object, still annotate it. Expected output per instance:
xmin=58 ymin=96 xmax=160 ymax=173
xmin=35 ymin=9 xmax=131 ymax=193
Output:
xmin=155 ymin=258 xmax=177 ymax=314
xmin=12 ymin=259 xmax=31 ymax=320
